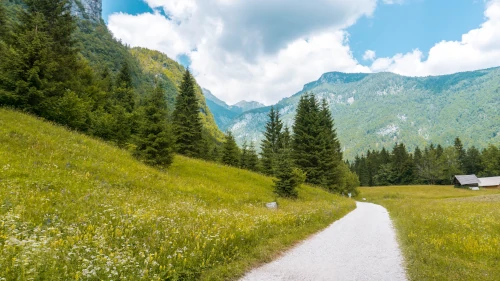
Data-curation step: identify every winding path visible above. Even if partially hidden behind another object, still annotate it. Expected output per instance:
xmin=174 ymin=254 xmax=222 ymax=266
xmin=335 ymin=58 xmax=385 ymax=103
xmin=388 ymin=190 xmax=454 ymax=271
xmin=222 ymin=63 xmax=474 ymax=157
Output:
xmin=240 ymin=202 xmax=408 ymax=281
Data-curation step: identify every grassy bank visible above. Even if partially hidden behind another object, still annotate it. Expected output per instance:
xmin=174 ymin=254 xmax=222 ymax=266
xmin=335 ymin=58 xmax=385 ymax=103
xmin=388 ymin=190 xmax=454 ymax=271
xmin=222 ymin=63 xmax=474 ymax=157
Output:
xmin=359 ymin=185 xmax=500 ymax=281
xmin=0 ymin=108 xmax=355 ymax=280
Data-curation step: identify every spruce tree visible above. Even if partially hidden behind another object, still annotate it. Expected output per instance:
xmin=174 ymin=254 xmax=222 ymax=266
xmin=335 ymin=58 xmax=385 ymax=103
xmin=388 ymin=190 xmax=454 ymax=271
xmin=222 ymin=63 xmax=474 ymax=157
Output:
xmin=246 ymin=142 xmax=260 ymax=172
xmin=135 ymin=83 xmax=174 ymax=167
xmin=464 ymin=146 xmax=483 ymax=175
xmin=260 ymin=106 xmax=283 ymax=175
xmin=454 ymin=137 xmax=466 ymax=173
xmin=173 ymin=69 xmax=203 ymax=158
xmin=221 ymin=131 xmax=240 ymax=167
xmin=318 ymin=98 xmax=343 ymax=190
xmin=0 ymin=0 xmax=81 ymax=121
xmin=113 ymin=62 xmax=136 ymax=113
xmin=292 ymin=93 xmax=323 ymax=185
xmin=273 ymin=147 xmax=302 ymax=198
xmin=0 ymin=1 xmax=6 ymax=38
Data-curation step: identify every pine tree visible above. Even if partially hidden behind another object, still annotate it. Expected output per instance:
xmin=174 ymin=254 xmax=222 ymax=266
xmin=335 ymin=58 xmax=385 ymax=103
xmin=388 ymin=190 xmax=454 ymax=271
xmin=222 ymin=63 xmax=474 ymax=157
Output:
xmin=454 ymin=137 xmax=466 ymax=173
xmin=246 ymin=142 xmax=260 ymax=172
xmin=221 ymin=131 xmax=240 ymax=167
xmin=464 ymin=146 xmax=483 ymax=175
xmin=113 ymin=62 xmax=136 ymax=113
xmin=0 ymin=0 xmax=82 ymax=123
xmin=0 ymin=1 xmax=6 ymax=38
xmin=273 ymin=147 xmax=303 ymax=198
xmin=173 ymin=69 xmax=203 ymax=158
xmin=260 ymin=106 xmax=283 ymax=175
xmin=240 ymin=141 xmax=249 ymax=169
xmin=292 ymin=93 xmax=323 ymax=185
xmin=135 ymin=83 xmax=174 ymax=167
xmin=318 ymin=98 xmax=343 ymax=191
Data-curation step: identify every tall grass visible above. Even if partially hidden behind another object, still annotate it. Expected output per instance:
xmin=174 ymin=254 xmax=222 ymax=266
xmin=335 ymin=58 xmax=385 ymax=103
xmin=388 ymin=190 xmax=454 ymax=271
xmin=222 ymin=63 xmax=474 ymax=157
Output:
xmin=0 ymin=109 xmax=354 ymax=280
xmin=359 ymin=185 xmax=500 ymax=281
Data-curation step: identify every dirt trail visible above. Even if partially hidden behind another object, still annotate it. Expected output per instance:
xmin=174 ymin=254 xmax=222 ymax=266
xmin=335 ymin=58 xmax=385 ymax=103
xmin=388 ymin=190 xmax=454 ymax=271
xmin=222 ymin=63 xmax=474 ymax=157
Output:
xmin=240 ymin=202 xmax=408 ymax=281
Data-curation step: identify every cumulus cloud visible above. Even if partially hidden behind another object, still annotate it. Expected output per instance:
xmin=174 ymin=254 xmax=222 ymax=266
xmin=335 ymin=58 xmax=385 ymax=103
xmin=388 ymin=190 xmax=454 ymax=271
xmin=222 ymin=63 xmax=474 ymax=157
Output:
xmin=369 ymin=0 xmax=500 ymax=76
xmin=363 ymin=50 xmax=376 ymax=61
xmin=108 ymin=0 xmax=376 ymax=104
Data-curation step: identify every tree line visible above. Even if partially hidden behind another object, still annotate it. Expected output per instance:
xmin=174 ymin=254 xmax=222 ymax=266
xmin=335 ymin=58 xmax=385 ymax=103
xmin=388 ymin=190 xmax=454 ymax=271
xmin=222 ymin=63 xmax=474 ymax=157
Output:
xmin=350 ymin=138 xmax=500 ymax=186
xmin=255 ymin=94 xmax=359 ymax=197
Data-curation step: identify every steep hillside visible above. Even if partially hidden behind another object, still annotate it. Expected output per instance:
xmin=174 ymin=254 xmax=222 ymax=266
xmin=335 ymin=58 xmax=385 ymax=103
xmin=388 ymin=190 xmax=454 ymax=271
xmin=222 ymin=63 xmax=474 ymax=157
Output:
xmin=228 ymin=67 xmax=500 ymax=159
xmin=0 ymin=109 xmax=354 ymax=280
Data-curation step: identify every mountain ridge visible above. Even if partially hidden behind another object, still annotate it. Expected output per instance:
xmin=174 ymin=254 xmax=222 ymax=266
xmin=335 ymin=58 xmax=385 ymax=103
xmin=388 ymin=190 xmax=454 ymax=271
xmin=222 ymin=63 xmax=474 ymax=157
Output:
xmin=224 ymin=67 xmax=500 ymax=159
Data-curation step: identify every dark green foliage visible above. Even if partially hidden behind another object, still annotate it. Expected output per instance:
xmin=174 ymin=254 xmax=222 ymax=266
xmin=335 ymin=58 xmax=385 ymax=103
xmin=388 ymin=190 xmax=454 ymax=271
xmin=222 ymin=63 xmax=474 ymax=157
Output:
xmin=292 ymin=94 xmax=322 ymax=185
xmin=463 ymin=146 xmax=482 ymax=175
xmin=173 ymin=70 xmax=203 ymax=158
xmin=454 ymin=137 xmax=466 ymax=173
xmin=134 ymin=83 xmax=174 ymax=167
xmin=291 ymin=93 xmax=357 ymax=194
xmin=352 ymin=141 xmax=500 ymax=186
xmin=221 ymin=131 xmax=240 ymax=167
xmin=241 ymin=141 xmax=259 ymax=172
xmin=318 ymin=99 xmax=343 ymax=190
xmin=273 ymin=147 xmax=303 ymax=198
xmin=480 ymin=145 xmax=500 ymax=177
xmin=260 ymin=106 xmax=283 ymax=176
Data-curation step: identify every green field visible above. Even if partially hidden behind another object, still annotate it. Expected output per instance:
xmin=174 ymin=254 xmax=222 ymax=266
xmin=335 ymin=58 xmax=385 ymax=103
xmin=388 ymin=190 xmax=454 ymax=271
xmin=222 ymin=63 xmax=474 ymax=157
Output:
xmin=0 ymin=109 xmax=355 ymax=280
xmin=359 ymin=185 xmax=500 ymax=281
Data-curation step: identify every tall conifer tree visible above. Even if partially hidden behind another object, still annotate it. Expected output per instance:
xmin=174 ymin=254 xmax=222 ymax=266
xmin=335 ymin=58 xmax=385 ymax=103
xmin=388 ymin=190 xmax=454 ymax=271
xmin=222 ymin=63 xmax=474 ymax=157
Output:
xmin=135 ymin=82 xmax=174 ymax=167
xmin=318 ymin=98 xmax=343 ymax=190
xmin=260 ymin=106 xmax=283 ymax=175
xmin=173 ymin=69 xmax=203 ymax=158
xmin=292 ymin=93 xmax=322 ymax=185
xmin=221 ymin=131 xmax=240 ymax=167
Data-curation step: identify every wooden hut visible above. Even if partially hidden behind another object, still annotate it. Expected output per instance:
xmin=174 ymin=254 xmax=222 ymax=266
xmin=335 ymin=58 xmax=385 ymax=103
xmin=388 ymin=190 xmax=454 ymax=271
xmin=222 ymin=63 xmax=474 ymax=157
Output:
xmin=453 ymin=175 xmax=479 ymax=188
xmin=478 ymin=177 xmax=500 ymax=189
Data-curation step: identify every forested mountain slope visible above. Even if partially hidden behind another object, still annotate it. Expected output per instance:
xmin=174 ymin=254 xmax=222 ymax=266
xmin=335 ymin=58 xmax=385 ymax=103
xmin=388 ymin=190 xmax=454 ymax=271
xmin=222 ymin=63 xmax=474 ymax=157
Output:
xmin=4 ymin=0 xmax=224 ymax=141
xmin=228 ymin=68 xmax=500 ymax=159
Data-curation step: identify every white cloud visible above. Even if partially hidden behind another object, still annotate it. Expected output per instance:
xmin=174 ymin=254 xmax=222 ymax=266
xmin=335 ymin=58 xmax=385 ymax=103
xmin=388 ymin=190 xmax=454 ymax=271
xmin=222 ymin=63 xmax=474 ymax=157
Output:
xmin=108 ymin=0 xmax=376 ymax=105
xmin=370 ymin=0 xmax=500 ymax=76
xmin=363 ymin=50 xmax=376 ymax=61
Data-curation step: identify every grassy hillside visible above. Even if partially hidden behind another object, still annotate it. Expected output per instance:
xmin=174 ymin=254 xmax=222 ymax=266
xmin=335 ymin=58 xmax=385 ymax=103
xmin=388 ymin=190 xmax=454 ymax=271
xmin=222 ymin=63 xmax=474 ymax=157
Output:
xmin=359 ymin=186 xmax=500 ymax=281
xmin=0 ymin=108 xmax=355 ymax=280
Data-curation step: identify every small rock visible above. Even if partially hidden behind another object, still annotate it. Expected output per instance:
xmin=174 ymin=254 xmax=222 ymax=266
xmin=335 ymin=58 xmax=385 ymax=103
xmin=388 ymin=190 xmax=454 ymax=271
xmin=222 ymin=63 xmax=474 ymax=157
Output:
xmin=266 ymin=202 xmax=278 ymax=209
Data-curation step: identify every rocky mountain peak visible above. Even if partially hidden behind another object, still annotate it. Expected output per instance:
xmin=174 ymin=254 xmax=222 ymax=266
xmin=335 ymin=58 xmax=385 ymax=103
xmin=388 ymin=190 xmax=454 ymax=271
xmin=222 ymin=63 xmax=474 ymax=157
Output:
xmin=71 ymin=0 xmax=102 ymax=22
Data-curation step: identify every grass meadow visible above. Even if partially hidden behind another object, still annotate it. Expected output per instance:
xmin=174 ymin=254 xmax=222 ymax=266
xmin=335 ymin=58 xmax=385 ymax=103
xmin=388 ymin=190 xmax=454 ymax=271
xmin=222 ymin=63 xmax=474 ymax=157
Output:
xmin=359 ymin=185 xmax=500 ymax=281
xmin=0 ymin=109 xmax=355 ymax=280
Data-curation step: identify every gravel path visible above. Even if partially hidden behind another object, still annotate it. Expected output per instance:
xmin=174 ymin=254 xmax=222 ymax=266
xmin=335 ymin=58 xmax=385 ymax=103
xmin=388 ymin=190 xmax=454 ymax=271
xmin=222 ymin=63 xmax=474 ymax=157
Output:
xmin=240 ymin=202 xmax=407 ymax=281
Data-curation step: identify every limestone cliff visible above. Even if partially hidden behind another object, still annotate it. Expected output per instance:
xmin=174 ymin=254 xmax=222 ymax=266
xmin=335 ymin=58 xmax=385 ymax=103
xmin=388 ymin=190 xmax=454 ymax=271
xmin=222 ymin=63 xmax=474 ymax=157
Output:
xmin=71 ymin=0 xmax=101 ymax=22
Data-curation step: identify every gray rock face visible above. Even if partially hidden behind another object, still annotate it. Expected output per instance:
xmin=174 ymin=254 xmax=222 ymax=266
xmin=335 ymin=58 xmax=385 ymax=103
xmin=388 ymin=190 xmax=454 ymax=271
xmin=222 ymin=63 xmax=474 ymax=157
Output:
xmin=71 ymin=0 xmax=102 ymax=22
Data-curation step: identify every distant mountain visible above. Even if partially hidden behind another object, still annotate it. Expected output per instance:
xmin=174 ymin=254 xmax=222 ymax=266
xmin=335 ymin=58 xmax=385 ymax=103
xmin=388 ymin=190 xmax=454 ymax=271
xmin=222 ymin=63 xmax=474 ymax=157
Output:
xmin=203 ymin=89 xmax=265 ymax=130
xmin=234 ymin=100 xmax=266 ymax=112
xmin=226 ymin=68 xmax=500 ymax=159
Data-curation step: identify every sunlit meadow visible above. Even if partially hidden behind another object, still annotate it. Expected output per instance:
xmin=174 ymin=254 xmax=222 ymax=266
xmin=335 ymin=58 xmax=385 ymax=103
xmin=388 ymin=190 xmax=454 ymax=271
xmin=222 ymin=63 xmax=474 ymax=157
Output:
xmin=0 ymin=109 xmax=355 ymax=280
xmin=359 ymin=185 xmax=500 ymax=281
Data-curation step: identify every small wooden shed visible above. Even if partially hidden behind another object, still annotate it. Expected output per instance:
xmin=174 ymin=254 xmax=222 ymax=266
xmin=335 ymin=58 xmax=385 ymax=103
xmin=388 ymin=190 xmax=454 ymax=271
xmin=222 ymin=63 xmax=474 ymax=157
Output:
xmin=453 ymin=175 xmax=479 ymax=188
xmin=478 ymin=177 xmax=500 ymax=189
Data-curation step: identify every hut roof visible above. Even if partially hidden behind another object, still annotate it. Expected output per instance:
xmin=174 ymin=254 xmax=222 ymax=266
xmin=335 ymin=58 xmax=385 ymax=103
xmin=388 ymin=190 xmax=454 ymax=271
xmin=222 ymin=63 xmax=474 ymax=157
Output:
xmin=478 ymin=177 xmax=500 ymax=187
xmin=454 ymin=175 xmax=480 ymax=185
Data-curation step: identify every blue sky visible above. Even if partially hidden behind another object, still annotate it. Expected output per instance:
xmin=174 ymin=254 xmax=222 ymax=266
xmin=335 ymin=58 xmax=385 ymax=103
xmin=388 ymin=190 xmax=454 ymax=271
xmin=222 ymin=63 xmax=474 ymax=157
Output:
xmin=106 ymin=0 xmax=500 ymax=104
xmin=347 ymin=0 xmax=485 ymax=62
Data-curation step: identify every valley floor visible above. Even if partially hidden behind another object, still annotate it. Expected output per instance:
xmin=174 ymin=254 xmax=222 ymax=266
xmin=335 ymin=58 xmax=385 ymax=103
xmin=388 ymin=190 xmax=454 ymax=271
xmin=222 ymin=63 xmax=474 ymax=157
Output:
xmin=359 ymin=185 xmax=500 ymax=281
